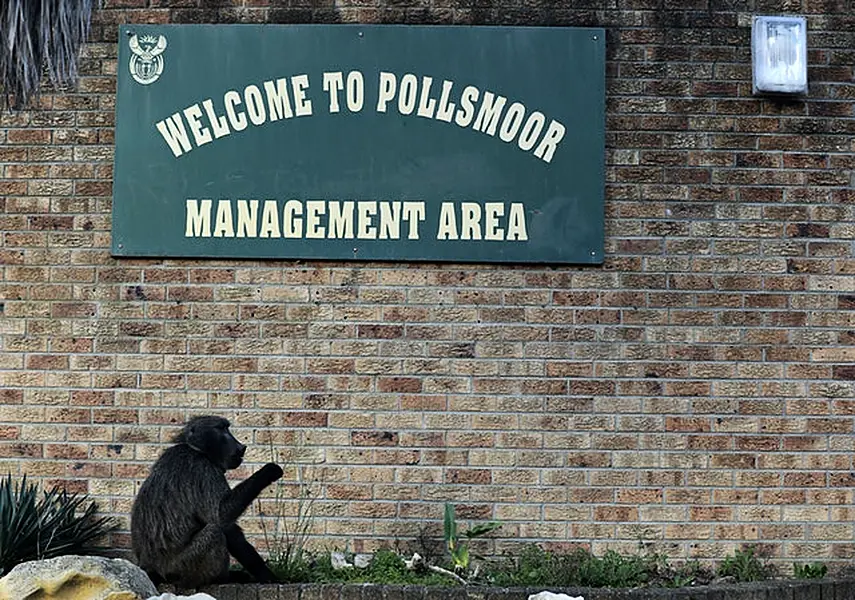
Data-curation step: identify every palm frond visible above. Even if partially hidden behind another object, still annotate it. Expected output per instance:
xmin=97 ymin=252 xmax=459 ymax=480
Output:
xmin=0 ymin=0 xmax=98 ymax=110
xmin=0 ymin=475 xmax=116 ymax=576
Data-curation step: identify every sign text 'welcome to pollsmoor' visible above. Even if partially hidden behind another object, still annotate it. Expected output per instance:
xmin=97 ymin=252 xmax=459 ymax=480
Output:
xmin=156 ymin=71 xmax=567 ymax=162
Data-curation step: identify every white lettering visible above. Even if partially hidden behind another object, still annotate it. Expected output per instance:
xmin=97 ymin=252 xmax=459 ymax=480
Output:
xmin=244 ymin=85 xmax=266 ymax=126
xmin=498 ymin=102 xmax=525 ymax=143
xmin=507 ymin=202 xmax=528 ymax=240
xmin=472 ymin=91 xmax=507 ymax=136
xmin=460 ymin=202 xmax=482 ymax=240
xmin=435 ymin=80 xmax=455 ymax=122
xmin=323 ymin=72 xmax=344 ymax=113
xmin=328 ymin=201 xmax=354 ymax=238
xmin=416 ymin=76 xmax=436 ymax=118
xmin=437 ymin=202 xmax=458 ymax=240
xmin=377 ymin=72 xmax=396 ymax=112
xmin=283 ymin=200 xmax=302 ymax=238
xmin=260 ymin=200 xmax=280 ymax=238
xmin=156 ymin=77 xmax=564 ymax=165
xmin=484 ymin=202 xmax=504 ymax=240
xmin=379 ymin=202 xmax=401 ymax=239
xmin=155 ymin=113 xmax=192 ymax=157
xmin=183 ymin=104 xmax=212 ymax=147
xmin=346 ymin=71 xmax=364 ymax=112
xmin=236 ymin=199 xmax=258 ymax=237
xmin=264 ymin=79 xmax=294 ymax=121
xmin=292 ymin=74 xmax=313 ymax=116
xmin=402 ymin=202 xmax=426 ymax=240
xmin=454 ymin=86 xmax=479 ymax=127
xmin=214 ymin=200 xmax=235 ymax=237
xmin=224 ymin=90 xmax=247 ymax=131
xmin=357 ymin=201 xmax=377 ymax=239
xmin=305 ymin=200 xmax=325 ymax=238
xmin=398 ymin=74 xmax=418 ymax=115
xmin=534 ymin=120 xmax=566 ymax=164
xmin=185 ymin=199 xmax=212 ymax=237
xmin=202 ymin=99 xmax=230 ymax=139
xmin=518 ymin=112 xmax=545 ymax=151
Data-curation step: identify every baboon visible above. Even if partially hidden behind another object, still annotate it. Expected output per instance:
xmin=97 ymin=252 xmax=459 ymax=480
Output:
xmin=131 ymin=415 xmax=283 ymax=588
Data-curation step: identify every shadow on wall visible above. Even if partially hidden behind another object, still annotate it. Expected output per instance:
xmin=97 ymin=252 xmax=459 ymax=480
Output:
xmin=177 ymin=0 xmax=612 ymax=31
xmin=181 ymin=0 xmax=343 ymax=24
xmin=163 ymin=0 xmax=623 ymax=63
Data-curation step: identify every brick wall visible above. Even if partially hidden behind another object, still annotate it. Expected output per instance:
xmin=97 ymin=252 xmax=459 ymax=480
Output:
xmin=1 ymin=0 xmax=854 ymax=569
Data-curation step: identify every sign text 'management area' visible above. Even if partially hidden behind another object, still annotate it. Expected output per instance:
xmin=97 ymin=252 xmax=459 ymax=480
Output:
xmin=112 ymin=25 xmax=605 ymax=263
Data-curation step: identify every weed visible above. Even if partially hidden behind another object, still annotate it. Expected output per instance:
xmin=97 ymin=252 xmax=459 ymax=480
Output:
xmin=443 ymin=503 xmax=501 ymax=575
xmin=489 ymin=544 xmax=716 ymax=589
xmin=717 ymin=546 xmax=774 ymax=583
xmin=257 ymin=459 xmax=317 ymax=582
xmin=793 ymin=562 xmax=828 ymax=579
xmin=652 ymin=558 xmax=715 ymax=588
xmin=490 ymin=545 xmax=654 ymax=588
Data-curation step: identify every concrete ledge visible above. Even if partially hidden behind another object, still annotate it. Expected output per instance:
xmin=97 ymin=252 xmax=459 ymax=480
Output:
xmin=195 ymin=579 xmax=855 ymax=600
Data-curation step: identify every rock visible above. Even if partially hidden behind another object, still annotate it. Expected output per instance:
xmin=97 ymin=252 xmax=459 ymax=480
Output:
xmin=528 ymin=592 xmax=585 ymax=600
xmin=147 ymin=594 xmax=218 ymax=600
xmin=353 ymin=554 xmax=373 ymax=569
xmin=404 ymin=553 xmax=425 ymax=570
xmin=0 ymin=555 xmax=158 ymax=600
xmin=330 ymin=551 xmax=353 ymax=570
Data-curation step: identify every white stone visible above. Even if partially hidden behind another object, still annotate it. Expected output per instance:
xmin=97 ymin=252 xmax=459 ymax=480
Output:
xmin=353 ymin=554 xmax=373 ymax=569
xmin=147 ymin=594 xmax=218 ymax=600
xmin=527 ymin=592 xmax=585 ymax=600
xmin=330 ymin=551 xmax=353 ymax=570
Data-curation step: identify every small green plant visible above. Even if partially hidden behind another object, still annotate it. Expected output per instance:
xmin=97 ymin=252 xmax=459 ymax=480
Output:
xmin=443 ymin=503 xmax=501 ymax=574
xmin=490 ymin=544 xmax=655 ymax=588
xmin=794 ymin=562 xmax=828 ymax=579
xmin=312 ymin=549 xmax=453 ymax=586
xmin=489 ymin=544 xmax=716 ymax=589
xmin=580 ymin=549 xmax=651 ymax=587
xmin=0 ymin=475 xmax=115 ymax=576
xmin=654 ymin=558 xmax=715 ymax=588
xmin=258 ymin=465 xmax=316 ymax=582
xmin=717 ymin=546 xmax=773 ymax=582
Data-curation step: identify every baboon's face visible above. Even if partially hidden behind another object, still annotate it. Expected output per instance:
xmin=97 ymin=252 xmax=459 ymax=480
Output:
xmin=181 ymin=416 xmax=247 ymax=470
xmin=218 ymin=423 xmax=247 ymax=470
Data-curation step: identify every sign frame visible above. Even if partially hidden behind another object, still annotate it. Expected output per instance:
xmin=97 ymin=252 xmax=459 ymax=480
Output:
xmin=111 ymin=24 xmax=606 ymax=264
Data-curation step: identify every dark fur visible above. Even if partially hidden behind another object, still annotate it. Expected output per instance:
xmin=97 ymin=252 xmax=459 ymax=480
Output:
xmin=131 ymin=415 xmax=283 ymax=588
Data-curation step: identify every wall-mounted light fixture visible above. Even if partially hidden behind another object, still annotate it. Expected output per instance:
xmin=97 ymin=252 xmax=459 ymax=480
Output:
xmin=751 ymin=15 xmax=808 ymax=96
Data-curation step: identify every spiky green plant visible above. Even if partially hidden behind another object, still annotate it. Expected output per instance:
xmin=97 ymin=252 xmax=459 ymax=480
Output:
xmin=717 ymin=545 xmax=774 ymax=583
xmin=0 ymin=475 xmax=116 ymax=576
xmin=0 ymin=0 xmax=97 ymax=109
xmin=443 ymin=503 xmax=501 ymax=574
xmin=793 ymin=561 xmax=828 ymax=580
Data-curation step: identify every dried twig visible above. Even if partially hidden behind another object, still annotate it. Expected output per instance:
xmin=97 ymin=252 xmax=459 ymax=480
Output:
xmin=404 ymin=552 xmax=469 ymax=586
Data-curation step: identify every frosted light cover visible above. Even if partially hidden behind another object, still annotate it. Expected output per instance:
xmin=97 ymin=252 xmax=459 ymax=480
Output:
xmin=752 ymin=15 xmax=808 ymax=95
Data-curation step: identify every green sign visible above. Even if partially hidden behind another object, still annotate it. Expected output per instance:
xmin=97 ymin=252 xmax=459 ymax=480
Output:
xmin=112 ymin=24 xmax=605 ymax=264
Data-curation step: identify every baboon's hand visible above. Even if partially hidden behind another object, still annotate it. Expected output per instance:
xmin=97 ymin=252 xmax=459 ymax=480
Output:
xmin=259 ymin=462 xmax=284 ymax=485
xmin=219 ymin=462 xmax=284 ymax=524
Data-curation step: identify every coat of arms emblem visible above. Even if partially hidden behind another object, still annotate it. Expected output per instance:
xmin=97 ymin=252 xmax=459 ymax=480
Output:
xmin=129 ymin=34 xmax=167 ymax=85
